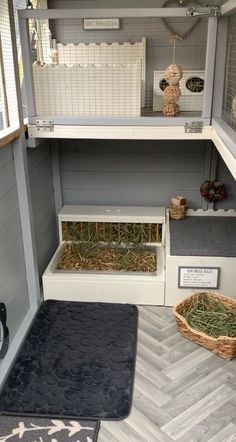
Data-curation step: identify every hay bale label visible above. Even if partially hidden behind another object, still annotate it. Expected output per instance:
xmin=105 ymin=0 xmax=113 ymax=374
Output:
xmin=178 ymin=266 xmax=219 ymax=289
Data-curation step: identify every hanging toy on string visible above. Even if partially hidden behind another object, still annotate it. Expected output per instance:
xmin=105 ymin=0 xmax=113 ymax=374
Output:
xmin=163 ymin=35 xmax=183 ymax=117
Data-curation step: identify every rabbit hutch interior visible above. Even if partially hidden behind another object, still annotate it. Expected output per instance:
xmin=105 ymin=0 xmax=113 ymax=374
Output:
xmin=0 ymin=0 xmax=236 ymax=439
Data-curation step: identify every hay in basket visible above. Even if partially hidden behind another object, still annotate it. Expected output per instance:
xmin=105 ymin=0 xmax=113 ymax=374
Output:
xmin=173 ymin=292 xmax=236 ymax=360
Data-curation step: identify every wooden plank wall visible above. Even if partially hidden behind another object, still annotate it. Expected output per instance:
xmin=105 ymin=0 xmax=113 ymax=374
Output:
xmin=215 ymin=155 xmax=236 ymax=210
xmin=0 ymin=143 xmax=29 ymax=349
xmin=59 ymin=139 xmax=210 ymax=209
xmin=27 ymin=141 xmax=58 ymax=278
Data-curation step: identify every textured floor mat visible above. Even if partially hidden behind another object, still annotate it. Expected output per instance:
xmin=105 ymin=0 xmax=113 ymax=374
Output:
xmin=0 ymin=301 xmax=138 ymax=420
xmin=0 ymin=416 xmax=100 ymax=442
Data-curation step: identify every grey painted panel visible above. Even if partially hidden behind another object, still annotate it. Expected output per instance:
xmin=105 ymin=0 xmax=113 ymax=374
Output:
xmin=60 ymin=139 xmax=207 ymax=154
xmin=61 ymin=152 xmax=204 ymax=173
xmin=0 ymin=162 xmax=16 ymax=200
xmin=149 ymin=47 xmax=206 ymax=71
xmin=34 ymin=215 xmax=59 ymax=276
xmin=51 ymin=17 xmax=207 ymax=47
xmin=1 ymin=258 xmax=29 ymax=346
xmin=27 ymin=142 xmax=57 ymax=278
xmin=0 ymin=237 xmax=25 ymax=289
xmin=0 ymin=188 xmax=19 ymax=230
xmin=62 ymin=171 xmax=203 ymax=191
xmin=0 ymin=143 xmax=30 ymax=374
xmin=63 ymin=189 xmax=202 ymax=209
xmin=29 ymin=157 xmax=56 ymax=218
xmin=0 ymin=213 xmax=22 ymax=259
xmin=27 ymin=141 xmax=52 ymax=172
xmin=33 ymin=195 xmax=56 ymax=230
xmin=60 ymin=140 xmax=208 ymax=208
xmin=215 ymin=156 xmax=236 ymax=210
xmin=48 ymin=0 xmax=221 ymax=7
xmin=0 ymin=146 xmax=12 ymax=169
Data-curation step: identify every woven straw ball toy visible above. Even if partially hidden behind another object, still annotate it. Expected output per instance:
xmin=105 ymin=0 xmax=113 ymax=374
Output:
xmin=163 ymin=101 xmax=180 ymax=117
xmin=165 ymin=64 xmax=183 ymax=85
xmin=163 ymin=84 xmax=181 ymax=102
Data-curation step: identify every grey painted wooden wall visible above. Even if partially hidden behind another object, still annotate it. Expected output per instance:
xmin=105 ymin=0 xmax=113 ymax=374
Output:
xmin=27 ymin=141 xmax=58 ymax=278
xmin=59 ymin=139 xmax=214 ymax=209
xmin=216 ymin=155 xmax=236 ymax=210
xmin=0 ymin=143 xmax=29 ymax=361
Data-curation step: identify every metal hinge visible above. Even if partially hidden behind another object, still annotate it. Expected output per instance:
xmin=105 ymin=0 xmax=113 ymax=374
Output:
xmin=185 ymin=121 xmax=203 ymax=133
xmin=186 ymin=5 xmax=221 ymax=18
xmin=36 ymin=119 xmax=54 ymax=132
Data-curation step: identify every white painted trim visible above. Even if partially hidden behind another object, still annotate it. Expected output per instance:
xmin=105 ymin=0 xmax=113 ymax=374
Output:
xmin=212 ymin=130 xmax=236 ymax=180
xmin=28 ymin=125 xmax=214 ymax=140
xmin=59 ymin=205 xmax=166 ymax=223
xmin=0 ymin=306 xmax=37 ymax=388
xmin=221 ymin=0 xmax=236 ymax=16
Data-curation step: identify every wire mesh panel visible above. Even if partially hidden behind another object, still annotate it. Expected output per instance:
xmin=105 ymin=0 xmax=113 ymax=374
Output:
xmin=0 ymin=0 xmax=20 ymax=131
xmin=27 ymin=15 xmax=208 ymax=119
xmin=222 ymin=13 xmax=236 ymax=131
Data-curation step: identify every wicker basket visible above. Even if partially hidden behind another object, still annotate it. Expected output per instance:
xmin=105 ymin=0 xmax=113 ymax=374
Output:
xmin=173 ymin=292 xmax=236 ymax=360
xmin=169 ymin=205 xmax=187 ymax=220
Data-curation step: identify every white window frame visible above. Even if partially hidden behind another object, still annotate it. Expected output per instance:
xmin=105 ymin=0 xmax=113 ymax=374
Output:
xmin=0 ymin=0 xmax=24 ymax=147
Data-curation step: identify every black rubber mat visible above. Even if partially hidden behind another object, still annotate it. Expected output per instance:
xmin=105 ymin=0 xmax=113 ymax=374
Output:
xmin=0 ymin=300 xmax=138 ymax=420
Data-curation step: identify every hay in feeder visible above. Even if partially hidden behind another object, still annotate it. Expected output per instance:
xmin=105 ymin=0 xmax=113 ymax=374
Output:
xmin=184 ymin=292 xmax=236 ymax=338
xmin=57 ymin=242 xmax=157 ymax=273
xmin=62 ymin=221 xmax=162 ymax=244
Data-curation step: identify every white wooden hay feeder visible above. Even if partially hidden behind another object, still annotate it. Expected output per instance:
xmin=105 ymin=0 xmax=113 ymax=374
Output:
xmin=165 ymin=209 xmax=236 ymax=306
xmin=43 ymin=205 xmax=165 ymax=305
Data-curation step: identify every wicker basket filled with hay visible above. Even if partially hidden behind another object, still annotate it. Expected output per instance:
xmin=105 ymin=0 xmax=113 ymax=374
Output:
xmin=173 ymin=292 xmax=236 ymax=360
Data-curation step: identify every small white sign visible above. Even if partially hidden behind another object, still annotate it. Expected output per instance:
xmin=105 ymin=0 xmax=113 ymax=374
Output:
xmin=178 ymin=267 xmax=219 ymax=289
xmin=84 ymin=18 xmax=120 ymax=30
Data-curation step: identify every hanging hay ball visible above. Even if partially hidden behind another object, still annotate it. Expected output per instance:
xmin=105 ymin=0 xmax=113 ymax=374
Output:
xmin=163 ymin=101 xmax=180 ymax=117
xmin=165 ymin=64 xmax=183 ymax=85
xmin=163 ymin=84 xmax=181 ymax=102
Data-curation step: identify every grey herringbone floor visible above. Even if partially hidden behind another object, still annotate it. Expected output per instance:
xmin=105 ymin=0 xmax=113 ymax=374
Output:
xmin=98 ymin=306 xmax=236 ymax=442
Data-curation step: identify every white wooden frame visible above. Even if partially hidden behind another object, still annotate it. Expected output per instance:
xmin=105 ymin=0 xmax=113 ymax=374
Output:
xmin=19 ymin=5 xmax=236 ymax=185
xmin=43 ymin=205 xmax=166 ymax=305
xmin=18 ymin=8 xmax=216 ymax=127
xmin=211 ymin=4 xmax=236 ymax=183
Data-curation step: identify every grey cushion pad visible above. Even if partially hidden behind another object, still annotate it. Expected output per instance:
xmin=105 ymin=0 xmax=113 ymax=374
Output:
xmin=170 ymin=216 xmax=236 ymax=257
